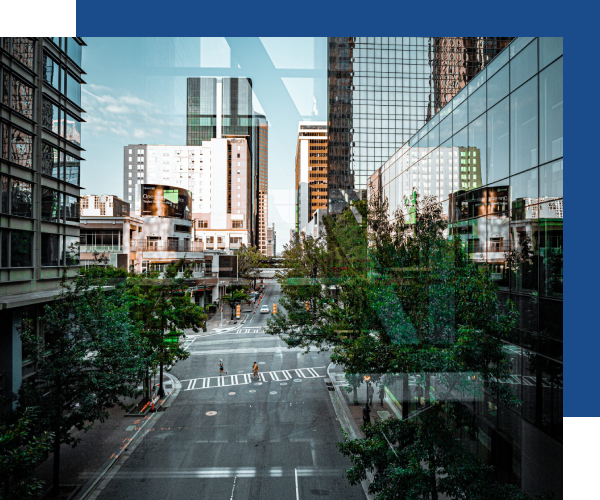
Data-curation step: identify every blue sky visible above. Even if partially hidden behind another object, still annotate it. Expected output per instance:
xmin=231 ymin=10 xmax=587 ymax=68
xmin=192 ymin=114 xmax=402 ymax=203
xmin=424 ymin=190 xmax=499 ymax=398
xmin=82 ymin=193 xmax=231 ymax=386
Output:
xmin=81 ymin=37 xmax=327 ymax=253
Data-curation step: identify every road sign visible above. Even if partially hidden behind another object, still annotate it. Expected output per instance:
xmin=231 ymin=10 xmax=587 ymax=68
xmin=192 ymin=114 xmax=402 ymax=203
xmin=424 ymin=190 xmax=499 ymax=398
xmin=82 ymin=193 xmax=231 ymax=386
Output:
xmin=273 ymin=303 xmax=277 ymax=314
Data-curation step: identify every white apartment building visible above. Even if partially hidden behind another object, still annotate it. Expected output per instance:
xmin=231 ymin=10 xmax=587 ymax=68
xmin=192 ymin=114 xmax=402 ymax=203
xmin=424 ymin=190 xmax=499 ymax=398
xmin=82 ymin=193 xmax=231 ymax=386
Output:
xmin=124 ymin=138 xmax=251 ymax=252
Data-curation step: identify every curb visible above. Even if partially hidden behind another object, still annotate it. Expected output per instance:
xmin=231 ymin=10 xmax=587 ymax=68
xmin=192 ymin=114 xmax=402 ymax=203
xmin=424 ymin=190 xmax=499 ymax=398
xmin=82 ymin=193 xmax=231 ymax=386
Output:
xmin=326 ymin=363 xmax=376 ymax=500
xmin=76 ymin=373 xmax=182 ymax=500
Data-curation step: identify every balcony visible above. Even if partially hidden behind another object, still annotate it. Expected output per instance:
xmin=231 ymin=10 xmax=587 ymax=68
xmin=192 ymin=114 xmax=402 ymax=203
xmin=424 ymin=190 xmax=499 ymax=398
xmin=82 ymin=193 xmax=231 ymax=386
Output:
xmin=80 ymin=245 xmax=123 ymax=253
xmin=131 ymin=240 xmax=204 ymax=252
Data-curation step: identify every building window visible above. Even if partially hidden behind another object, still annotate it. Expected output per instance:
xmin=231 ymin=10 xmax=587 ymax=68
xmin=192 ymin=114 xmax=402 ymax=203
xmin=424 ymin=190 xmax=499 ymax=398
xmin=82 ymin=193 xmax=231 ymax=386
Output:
xmin=43 ymin=53 xmax=61 ymax=91
xmin=64 ymin=195 xmax=79 ymax=224
xmin=41 ymin=233 xmax=61 ymax=266
xmin=197 ymin=220 xmax=208 ymax=228
xmin=65 ymin=235 xmax=80 ymax=265
xmin=65 ymin=154 xmax=80 ymax=185
xmin=217 ymin=237 xmax=223 ymax=244
xmin=232 ymin=221 xmax=243 ymax=229
xmin=11 ymin=38 xmax=35 ymax=70
xmin=41 ymin=187 xmax=61 ymax=222
xmin=65 ymin=71 xmax=81 ymax=107
xmin=1 ymin=229 xmax=33 ymax=267
xmin=10 ymin=76 xmax=34 ymax=119
xmin=65 ymin=113 xmax=81 ymax=146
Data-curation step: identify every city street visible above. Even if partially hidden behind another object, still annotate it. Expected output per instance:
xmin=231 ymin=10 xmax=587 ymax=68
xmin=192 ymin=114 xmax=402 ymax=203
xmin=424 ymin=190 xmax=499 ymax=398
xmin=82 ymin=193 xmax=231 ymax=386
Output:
xmin=95 ymin=283 xmax=365 ymax=500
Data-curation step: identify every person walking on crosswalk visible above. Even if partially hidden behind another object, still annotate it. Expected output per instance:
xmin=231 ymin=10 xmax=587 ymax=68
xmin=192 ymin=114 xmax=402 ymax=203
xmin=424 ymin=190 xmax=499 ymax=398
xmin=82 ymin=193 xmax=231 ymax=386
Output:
xmin=252 ymin=361 xmax=259 ymax=379
xmin=219 ymin=359 xmax=227 ymax=376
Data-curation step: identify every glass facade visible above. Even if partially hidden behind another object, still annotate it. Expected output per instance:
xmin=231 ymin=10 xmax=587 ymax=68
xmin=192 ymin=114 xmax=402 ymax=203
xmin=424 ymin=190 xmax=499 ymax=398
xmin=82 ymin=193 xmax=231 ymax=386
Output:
xmin=327 ymin=37 xmax=514 ymax=213
xmin=370 ymin=37 xmax=562 ymax=496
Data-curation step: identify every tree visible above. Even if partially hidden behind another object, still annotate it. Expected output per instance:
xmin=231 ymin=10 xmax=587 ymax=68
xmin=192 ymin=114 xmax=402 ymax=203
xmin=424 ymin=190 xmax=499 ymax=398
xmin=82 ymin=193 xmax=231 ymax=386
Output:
xmin=221 ymin=288 xmax=251 ymax=320
xmin=237 ymin=244 xmax=267 ymax=289
xmin=338 ymin=402 xmax=548 ymax=500
xmin=17 ymin=270 xmax=152 ymax=495
xmin=123 ymin=258 xmax=206 ymax=398
xmin=266 ymin=188 xmax=527 ymax=494
xmin=0 ymin=406 xmax=53 ymax=500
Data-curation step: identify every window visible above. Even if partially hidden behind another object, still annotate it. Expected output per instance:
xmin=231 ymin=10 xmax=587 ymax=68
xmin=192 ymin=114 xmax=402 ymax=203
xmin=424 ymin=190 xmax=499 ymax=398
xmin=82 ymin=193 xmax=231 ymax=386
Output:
xmin=10 ymin=179 xmax=33 ymax=218
xmin=41 ymin=233 xmax=61 ymax=266
xmin=65 ymin=38 xmax=82 ymax=67
xmin=43 ymin=54 xmax=61 ymax=91
xmin=217 ymin=237 xmax=223 ymax=244
xmin=237 ymin=154 xmax=240 ymax=158
xmin=65 ymin=235 xmax=80 ymax=265
xmin=42 ymin=97 xmax=60 ymax=136
xmin=10 ymin=77 xmax=34 ymax=118
xmin=65 ymin=113 xmax=81 ymax=146
xmin=9 ymin=127 xmax=33 ymax=168
xmin=12 ymin=38 xmax=34 ymax=70
xmin=65 ymin=154 xmax=80 ymax=185
xmin=65 ymin=72 xmax=81 ymax=107
xmin=0 ymin=229 xmax=33 ymax=267
xmin=232 ymin=221 xmax=244 ymax=229
xmin=197 ymin=220 xmax=208 ymax=228
xmin=41 ymin=187 xmax=61 ymax=222
xmin=237 ymin=185 xmax=240 ymax=190
xmin=64 ymin=195 xmax=79 ymax=224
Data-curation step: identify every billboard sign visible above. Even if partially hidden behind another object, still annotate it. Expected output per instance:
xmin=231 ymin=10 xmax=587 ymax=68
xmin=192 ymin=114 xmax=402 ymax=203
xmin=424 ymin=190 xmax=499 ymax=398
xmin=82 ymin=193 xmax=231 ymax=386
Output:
xmin=141 ymin=184 xmax=192 ymax=220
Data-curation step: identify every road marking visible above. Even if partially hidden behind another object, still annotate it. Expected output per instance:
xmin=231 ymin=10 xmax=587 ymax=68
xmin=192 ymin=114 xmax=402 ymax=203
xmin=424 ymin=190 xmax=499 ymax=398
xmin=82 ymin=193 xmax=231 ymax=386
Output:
xmin=295 ymin=468 xmax=300 ymax=500
xmin=109 ymin=467 xmax=345 ymax=479
xmin=230 ymin=477 xmax=237 ymax=500
xmin=270 ymin=391 xmax=277 ymax=395
xmin=189 ymin=347 xmax=315 ymax=355
xmin=206 ymin=411 xmax=217 ymax=416
xmin=181 ymin=367 xmax=326 ymax=392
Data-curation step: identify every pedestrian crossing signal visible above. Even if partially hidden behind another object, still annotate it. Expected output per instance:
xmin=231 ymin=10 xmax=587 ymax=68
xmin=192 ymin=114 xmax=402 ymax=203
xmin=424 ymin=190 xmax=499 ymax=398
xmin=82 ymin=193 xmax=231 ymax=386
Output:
xmin=306 ymin=301 xmax=309 ymax=311
xmin=273 ymin=303 xmax=277 ymax=314
xmin=236 ymin=304 xmax=241 ymax=318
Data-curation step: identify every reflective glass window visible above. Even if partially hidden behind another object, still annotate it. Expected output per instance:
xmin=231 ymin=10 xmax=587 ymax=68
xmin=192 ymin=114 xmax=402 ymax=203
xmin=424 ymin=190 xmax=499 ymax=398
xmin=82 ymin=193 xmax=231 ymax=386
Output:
xmin=428 ymin=125 xmax=439 ymax=148
xmin=510 ymin=37 xmax=535 ymax=59
xmin=511 ymin=168 xmax=538 ymax=220
xmin=49 ymin=37 xmax=61 ymax=49
xmin=66 ymin=38 xmax=82 ymax=67
xmin=66 ymin=72 xmax=81 ymax=106
xmin=11 ymin=77 xmax=33 ymax=119
xmin=64 ymin=195 xmax=80 ymax=224
xmin=487 ymin=64 xmax=509 ymax=109
xmin=11 ymin=128 xmax=33 ymax=168
xmin=439 ymin=115 xmax=452 ymax=144
xmin=11 ymin=230 xmax=33 ymax=267
xmin=510 ymin=39 xmax=537 ymax=91
xmin=539 ymin=201 xmax=563 ymax=299
xmin=65 ymin=235 xmax=80 ymax=266
xmin=468 ymin=114 xmax=487 ymax=188
xmin=539 ymin=58 xmax=563 ymax=164
xmin=0 ymin=229 xmax=7 ymax=268
xmin=41 ymin=233 xmax=62 ymax=266
xmin=468 ymin=85 xmax=486 ymax=123
xmin=41 ymin=143 xmax=54 ymax=177
xmin=1 ymin=123 xmax=7 ymax=160
xmin=1 ymin=177 xmax=8 ymax=213
xmin=43 ymin=54 xmax=61 ymax=91
xmin=41 ymin=187 xmax=61 ymax=222
xmin=510 ymin=77 xmax=538 ymax=174
xmin=468 ymin=70 xmax=486 ymax=96
xmin=453 ymin=100 xmax=467 ymax=135
xmin=485 ymin=48 xmax=508 ymax=78
xmin=487 ymin=97 xmax=509 ymax=182
xmin=12 ymin=38 xmax=34 ymax=70
xmin=539 ymin=37 xmax=563 ymax=70
xmin=540 ymin=159 xmax=563 ymax=199
xmin=2 ymin=72 xmax=8 ymax=107
xmin=65 ymin=114 xmax=81 ymax=146
xmin=65 ymin=154 xmax=80 ymax=185
xmin=11 ymin=179 xmax=33 ymax=218
xmin=42 ymin=97 xmax=60 ymax=136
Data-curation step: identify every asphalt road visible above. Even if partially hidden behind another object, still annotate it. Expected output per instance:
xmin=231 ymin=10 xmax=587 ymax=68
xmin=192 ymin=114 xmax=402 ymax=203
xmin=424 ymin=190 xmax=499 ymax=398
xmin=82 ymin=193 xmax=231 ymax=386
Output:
xmin=96 ymin=282 xmax=365 ymax=500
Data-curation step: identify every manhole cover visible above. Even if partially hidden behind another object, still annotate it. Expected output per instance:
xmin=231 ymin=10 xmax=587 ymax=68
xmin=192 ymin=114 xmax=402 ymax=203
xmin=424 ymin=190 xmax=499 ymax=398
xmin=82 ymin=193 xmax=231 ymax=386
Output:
xmin=206 ymin=411 xmax=217 ymax=416
xmin=280 ymin=382 xmax=288 ymax=386
xmin=249 ymin=390 xmax=256 ymax=393
xmin=270 ymin=391 xmax=277 ymax=395
xmin=229 ymin=392 xmax=236 ymax=395
xmin=294 ymin=379 xmax=303 ymax=382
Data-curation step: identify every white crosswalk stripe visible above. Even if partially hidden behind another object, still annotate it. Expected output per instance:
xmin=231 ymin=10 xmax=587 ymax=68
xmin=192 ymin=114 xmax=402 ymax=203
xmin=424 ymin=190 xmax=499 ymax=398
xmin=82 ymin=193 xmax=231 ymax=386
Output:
xmin=240 ymin=327 xmax=263 ymax=334
xmin=181 ymin=366 xmax=326 ymax=391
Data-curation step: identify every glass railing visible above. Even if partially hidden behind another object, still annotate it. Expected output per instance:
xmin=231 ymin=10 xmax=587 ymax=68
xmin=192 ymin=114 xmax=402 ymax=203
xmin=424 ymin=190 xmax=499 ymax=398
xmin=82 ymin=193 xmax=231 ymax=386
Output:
xmin=131 ymin=240 xmax=204 ymax=252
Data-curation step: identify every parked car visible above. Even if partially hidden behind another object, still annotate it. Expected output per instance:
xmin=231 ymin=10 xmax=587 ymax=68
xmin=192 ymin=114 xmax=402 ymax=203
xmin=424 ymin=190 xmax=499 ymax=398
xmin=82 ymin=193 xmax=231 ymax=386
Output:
xmin=260 ymin=305 xmax=269 ymax=314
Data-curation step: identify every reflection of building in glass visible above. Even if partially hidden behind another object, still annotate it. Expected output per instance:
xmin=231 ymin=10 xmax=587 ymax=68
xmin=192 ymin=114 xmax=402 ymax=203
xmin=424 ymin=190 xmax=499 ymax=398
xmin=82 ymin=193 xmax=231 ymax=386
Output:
xmin=369 ymin=38 xmax=563 ymax=499
xmin=0 ymin=37 xmax=86 ymax=404
xmin=327 ymin=37 xmax=513 ymax=213
xmin=294 ymin=122 xmax=328 ymax=233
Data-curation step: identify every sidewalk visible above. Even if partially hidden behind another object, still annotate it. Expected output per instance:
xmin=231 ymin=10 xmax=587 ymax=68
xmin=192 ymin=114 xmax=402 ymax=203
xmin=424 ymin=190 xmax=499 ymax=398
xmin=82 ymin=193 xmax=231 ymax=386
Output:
xmin=32 ymin=373 xmax=179 ymax=500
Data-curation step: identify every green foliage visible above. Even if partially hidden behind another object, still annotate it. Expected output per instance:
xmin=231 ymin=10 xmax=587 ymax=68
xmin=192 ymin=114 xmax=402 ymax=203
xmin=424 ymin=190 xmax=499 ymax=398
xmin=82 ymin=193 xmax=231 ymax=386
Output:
xmin=237 ymin=244 xmax=267 ymax=287
xmin=0 ymin=406 xmax=53 ymax=500
xmin=338 ymin=403 xmax=544 ymax=500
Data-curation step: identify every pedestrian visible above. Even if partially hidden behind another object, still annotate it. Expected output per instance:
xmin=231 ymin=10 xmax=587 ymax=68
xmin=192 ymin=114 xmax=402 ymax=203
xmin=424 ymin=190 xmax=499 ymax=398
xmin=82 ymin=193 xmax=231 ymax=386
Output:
xmin=219 ymin=359 xmax=227 ymax=376
xmin=362 ymin=404 xmax=371 ymax=426
xmin=253 ymin=361 xmax=259 ymax=379
xmin=378 ymin=386 xmax=385 ymax=407
xmin=367 ymin=382 xmax=374 ymax=406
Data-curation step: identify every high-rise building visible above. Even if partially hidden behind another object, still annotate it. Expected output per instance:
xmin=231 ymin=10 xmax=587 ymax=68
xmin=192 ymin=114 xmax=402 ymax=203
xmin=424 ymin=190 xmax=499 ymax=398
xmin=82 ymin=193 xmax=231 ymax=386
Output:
xmin=369 ymin=37 xmax=563 ymax=499
xmin=254 ymin=114 xmax=268 ymax=256
xmin=187 ymin=77 xmax=261 ymax=246
xmin=327 ymin=37 xmax=514 ymax=214
xmin=0 ymin=37 xmax=86 ymax=402
xmin=266 ymin=223 xmax=276 ymax=257
xmin=295 ymin=122 xmax=328 ymax=233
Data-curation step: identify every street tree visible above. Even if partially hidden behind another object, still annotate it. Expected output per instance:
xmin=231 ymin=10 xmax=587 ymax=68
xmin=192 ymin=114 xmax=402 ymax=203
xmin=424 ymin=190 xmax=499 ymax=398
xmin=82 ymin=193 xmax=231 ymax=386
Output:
xmin=237 ymin=244 xmax=267 ymax=289
xmin=17 ymin=270 xmax=152 ymax=495
xmin=221 ymin=288 xmax=251 ymax=320
xmin=124 ymin=258 xmax=206 ymax=398
xmin=0 ymin=406 xmax=53 ymax=500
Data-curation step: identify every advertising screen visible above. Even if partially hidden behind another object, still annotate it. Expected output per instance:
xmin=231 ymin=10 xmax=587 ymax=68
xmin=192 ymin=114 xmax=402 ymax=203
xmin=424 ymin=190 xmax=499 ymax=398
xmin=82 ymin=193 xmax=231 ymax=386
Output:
xmin=141 ymin=184 xmax=192 ymax=220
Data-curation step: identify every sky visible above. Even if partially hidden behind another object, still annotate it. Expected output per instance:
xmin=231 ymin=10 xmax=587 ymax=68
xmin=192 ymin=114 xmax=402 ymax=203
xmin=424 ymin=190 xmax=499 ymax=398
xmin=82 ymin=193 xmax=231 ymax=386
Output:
xmin=80 ymin=37 xmax=327 ymax=254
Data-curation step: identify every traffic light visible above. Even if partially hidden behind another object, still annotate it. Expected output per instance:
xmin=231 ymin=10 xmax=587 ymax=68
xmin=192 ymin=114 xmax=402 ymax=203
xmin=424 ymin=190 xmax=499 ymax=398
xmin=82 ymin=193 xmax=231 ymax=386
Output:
xmin=306 ymin=301 xmax=310 ymax=311
xmin=236 ymin=304 xmax=241 ymax=318
xmin=273 ymin=303 xmax=277 ymax=314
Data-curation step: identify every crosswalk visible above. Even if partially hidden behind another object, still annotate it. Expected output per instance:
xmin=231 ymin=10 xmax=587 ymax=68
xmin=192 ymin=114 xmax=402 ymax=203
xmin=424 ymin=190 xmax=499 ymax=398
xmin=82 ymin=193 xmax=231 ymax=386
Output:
xmin=181 ymin=366 xmax=326 ymax=391
xmin=240 ymin=327 xmax=263 ymax=334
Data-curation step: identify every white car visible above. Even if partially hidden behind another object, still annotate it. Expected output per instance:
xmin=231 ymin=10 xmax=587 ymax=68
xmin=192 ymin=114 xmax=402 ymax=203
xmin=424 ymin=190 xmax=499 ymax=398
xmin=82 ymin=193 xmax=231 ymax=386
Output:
xmin=260 ymin=305 xmax=269 ymax=314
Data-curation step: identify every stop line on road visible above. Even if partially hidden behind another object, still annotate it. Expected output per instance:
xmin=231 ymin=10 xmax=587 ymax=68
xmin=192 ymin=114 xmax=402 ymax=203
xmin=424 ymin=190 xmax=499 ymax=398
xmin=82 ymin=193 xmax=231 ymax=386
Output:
xmin=181 ymin=366 xmax=326 ymax=391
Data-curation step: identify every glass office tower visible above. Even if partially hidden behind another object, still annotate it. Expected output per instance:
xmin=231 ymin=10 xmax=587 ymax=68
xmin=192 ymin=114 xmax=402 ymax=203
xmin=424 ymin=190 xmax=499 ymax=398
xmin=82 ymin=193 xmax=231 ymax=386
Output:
xmin=327 ymin=37 xmax=514 ymax=214
xmin=370 ymin=37 xmax=563 ymax=498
